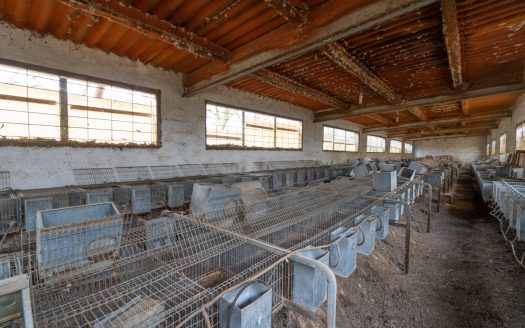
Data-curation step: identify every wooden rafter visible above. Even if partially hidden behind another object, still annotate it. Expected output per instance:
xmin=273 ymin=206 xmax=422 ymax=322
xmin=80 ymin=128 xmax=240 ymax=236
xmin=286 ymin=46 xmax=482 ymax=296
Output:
xmin=441 ymin=0 xmax=463 ymax=88
xmin=408 ymin=107 xmax=428 ymax=121
xmin=323 ymin=43 xmax=401 ymax=103
xmin=389 ymin=124 xmax=498 ymax=137
xmin=364 ymin=112 xmax=510 ymax=133
xmin=265 ymin=0 xmax=309 ymax=26
xmin=183 ymin=0 xmax=439 ymax=96
xmin=59 ymin=0 xmax=231 ymax=61
xmin=315 ymin=83 xmax=525 ymax=122
xmin=252 ymin=69 xmax=350 ymax=110
xmin=407 ymin=132 xmax=489 ymax=141
xmin=369 ymin=113 xmax=393 ymax=125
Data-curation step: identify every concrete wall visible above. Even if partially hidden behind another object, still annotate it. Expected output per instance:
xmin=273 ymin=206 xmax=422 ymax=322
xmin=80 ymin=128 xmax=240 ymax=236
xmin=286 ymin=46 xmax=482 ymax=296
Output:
xmin=487 ymin=93 xmax=525 ymax=161
xmin=414 ymin=136 xmax=486 ymax=164
xmin=0 ymin=23 xmax=411 ymax=189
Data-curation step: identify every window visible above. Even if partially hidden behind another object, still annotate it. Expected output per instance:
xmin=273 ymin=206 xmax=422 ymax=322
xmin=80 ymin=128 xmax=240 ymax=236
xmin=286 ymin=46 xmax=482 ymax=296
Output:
xmin=517 ymin=122 xmax=525 ymax=151
xmin=205 ymin=102 xmax=302 ymax=150
xmin=0 ymin=62 xmax=159 ymax=146
xmin=322 ymin=126 xmax=359 ymax=152
xmin=390 ymin=139 xmax=402 ymax=153
xmin=404 ymin=142 xmax=413 ymax=154
xmin=491 ymin=139 xmax=496 ymax=155
xmin=367 ymin=135 xmax=386 ymax=152
xmin=500 ymin=133 xmax=507 ymax=154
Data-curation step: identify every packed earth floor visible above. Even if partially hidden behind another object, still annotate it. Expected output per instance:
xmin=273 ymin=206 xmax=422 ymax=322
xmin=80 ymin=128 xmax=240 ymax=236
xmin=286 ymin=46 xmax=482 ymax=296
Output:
xmin=277 ymin=169 xmax=525 ymax=328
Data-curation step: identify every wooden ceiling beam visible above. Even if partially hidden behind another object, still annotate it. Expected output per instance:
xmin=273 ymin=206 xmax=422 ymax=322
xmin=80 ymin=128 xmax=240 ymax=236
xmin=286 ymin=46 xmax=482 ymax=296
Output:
xmin=369 ymin=113 xmax=394 ymax=125
xmin=183 ymin=0 xmax=439 ymax=96
xmin=322 ymin=43 xmax=401 ymax=103
xmin=59 ymin=0 xmax=231 ymax=61
xmin=408 ymin=107 xmax=428 ymax=121
xmin=265 ymin=0 xmax=309 ymax=26
xmin=441 ymin=0 xmax=463 ymax=88
xmin=364 ymin=112 xmax=510 ymax=133
xmin=252 ymin=69 xmax=350 ymax=110
xmin=389 ymin=124 xmax=498 ymax=137
xmin=407 ymin=132 xmax=489 ymax=141
xmin=315 ymin=83 xmax=525 ymax=122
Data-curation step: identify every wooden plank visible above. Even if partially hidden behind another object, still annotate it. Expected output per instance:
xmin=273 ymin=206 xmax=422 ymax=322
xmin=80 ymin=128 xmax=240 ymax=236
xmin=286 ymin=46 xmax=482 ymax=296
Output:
xmin=364 ymin=112 xmax=510 ymax=133
xmin=57 ymin=0 xmax=230 ymax=61
xmin=265 ymin=0 xmax=308 ymax=26
xmin=323 ymin=42 xmax=400 ymax=103
xmin=389 ymin=124 xmax=498 ymax=137
xmin=0 ymin=274 xmax=28 ymax=297
xmin=369 ymin=113 xmax=393 ymax=125
xmin=408 ymin=107 xmax=428 ymax=121
xmin=441 ymin=0 xmax=462 ymax=88
xmin=314 ymin=83 xmax=525 ymax=122
xmin=183 ymin=0 xmax=439 ymax=95
xmin=252 ymin=69 xmax=350 ymax=110
xmin=406 ymin=132 xmax=489 ymax=141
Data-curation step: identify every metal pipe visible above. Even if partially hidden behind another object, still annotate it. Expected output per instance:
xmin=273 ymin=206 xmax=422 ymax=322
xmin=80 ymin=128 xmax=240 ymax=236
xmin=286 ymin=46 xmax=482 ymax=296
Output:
xmin=414 ymin=182 xmax=432 ymax=233
xmin=290 ymin=254 xmax=337 ymax=328
xmin=384 ymin=199 xmax=412 ymax=273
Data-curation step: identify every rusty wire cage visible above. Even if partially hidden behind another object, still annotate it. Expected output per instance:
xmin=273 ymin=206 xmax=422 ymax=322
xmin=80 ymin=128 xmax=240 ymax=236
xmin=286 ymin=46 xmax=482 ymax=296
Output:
xmin=196 ymin=177 xmax=383 ymax=250
xmin=26 ymin=211 xmax=289 ymax=327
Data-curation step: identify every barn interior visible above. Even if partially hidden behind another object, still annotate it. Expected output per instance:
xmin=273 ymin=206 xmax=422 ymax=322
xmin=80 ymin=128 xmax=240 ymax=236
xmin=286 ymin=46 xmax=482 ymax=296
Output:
xmin=0 ymin=0 xmax=524 ymax=327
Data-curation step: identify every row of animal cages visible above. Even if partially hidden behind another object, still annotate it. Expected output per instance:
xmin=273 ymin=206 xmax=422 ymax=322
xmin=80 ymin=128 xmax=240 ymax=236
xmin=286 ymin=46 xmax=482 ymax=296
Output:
xmin=0 ymin=165 xmax=354 ymax=233
xmin=1 ymin=173 xmax=425 ymax=327
xmin=490 ymin=180 xmax=525 ymax=241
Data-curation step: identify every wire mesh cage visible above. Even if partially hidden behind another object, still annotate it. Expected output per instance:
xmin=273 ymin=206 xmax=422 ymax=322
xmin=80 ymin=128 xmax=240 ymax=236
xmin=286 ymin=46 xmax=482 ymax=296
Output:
xmin=16 ymin=187 xmax=85 ymax=229
xmin=0 ymin=189 xmax=19 ymax=233
xmin=115 ymin=166 xmax=153 ymax=183
xmin=73 ymin=168 xmax=119 ymax=185
xmin=149 ymin=165 xmax=182 ymax=180
xmin=0 ymin=171 xmax=10 ymax=190
xmin=178 ymin=164 xmax=207 ymax=177
xmin=28 ymin=213 xmax=289 ymax=328
xmin=197 ymin=178 xmax=380 ymax=252
xmin=202 ymin=163 xmax=240 ymax=175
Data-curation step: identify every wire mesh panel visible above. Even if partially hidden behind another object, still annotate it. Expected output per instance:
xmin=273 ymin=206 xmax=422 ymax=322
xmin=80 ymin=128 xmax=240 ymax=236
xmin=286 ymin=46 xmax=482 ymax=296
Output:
xmin=17 ymin=187 xmax=84 ymax=227
xmin=202 ymin=163 xmax=240 ymax=175
xmin=0 ymin=189 xmax=19 ymax=233
xmin=116 ymin=166 xmax=152 ymax=182
xmin=199 ymin=178 xmax=379 ymax=251
xmin=0 ymin=171 xmax=10 ymax=189
xmin=250 ymin=162 xmax=269 ymax=172
xmin=149 ymin=165 xmax=182 ymax=179
xmin=29 ymin=214 xmax=288 ymax=328
xmin=502 ymin=180 xmax=525 ymax=196
xmin=178 ymin=164 xmax=206 ymax=177
xmin=73 ymin=168 xmax=118 ymax=185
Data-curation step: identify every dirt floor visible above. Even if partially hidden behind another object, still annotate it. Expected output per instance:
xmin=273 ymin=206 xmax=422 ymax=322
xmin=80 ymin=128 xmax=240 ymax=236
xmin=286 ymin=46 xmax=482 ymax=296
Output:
xmin=278 ymin=169 xmax=525 ymax=328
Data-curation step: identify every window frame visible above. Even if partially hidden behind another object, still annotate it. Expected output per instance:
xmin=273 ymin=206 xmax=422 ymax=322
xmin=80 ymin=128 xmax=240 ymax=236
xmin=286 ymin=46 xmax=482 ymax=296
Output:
xmin=499 ymin=133 xmax=507 ymax=154
xmin=491 ymin=139 xmax=496 ymax=155
xmin=366 ymin=135 xmax=386 ymax=153
xmin=516 ymin=121 xmax=525 ymax=151
xmin=205 ymin=100 xmax=303 ymax=151
xmin=404 ymin=142 xmax=413 ymax=154
xmin=389 ymin=139 xmax=402 ymax=154
xmin=0 ymin=59 xmax=161 ymax=148
xmin=322 ymin=125 xmax=359 ymax=153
